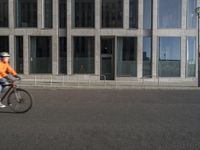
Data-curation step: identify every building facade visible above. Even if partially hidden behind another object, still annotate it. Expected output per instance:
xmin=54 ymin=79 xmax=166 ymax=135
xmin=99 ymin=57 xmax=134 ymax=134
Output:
xmin=0 ymin=0 xmax=199 ymax=85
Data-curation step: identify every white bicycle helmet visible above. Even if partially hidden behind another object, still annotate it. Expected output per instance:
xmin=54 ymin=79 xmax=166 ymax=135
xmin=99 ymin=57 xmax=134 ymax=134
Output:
xmin=0 ymin=52 xmax=10 ymax=57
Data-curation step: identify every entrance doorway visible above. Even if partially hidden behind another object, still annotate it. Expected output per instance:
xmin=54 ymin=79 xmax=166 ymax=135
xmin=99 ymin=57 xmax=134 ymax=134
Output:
xmin=101 ymin=37 xmax=115 ymax=80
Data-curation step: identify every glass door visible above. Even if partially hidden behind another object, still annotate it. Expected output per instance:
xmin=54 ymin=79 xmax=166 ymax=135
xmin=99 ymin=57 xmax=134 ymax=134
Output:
xmin=101 ymin=37 xmax=115 ymax=80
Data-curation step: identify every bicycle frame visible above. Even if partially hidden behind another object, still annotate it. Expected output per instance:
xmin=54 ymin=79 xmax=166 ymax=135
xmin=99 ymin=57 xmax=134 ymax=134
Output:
xmin=0 ymin=82 xmax=17 ymax=102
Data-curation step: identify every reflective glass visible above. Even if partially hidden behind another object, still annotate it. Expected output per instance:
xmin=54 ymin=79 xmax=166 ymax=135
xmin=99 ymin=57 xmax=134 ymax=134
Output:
xmin=187 ymin=0 xmax=197 ymax=29
xmin=16 ymin=0 xmax=37 ymax=27
xmin=74 ymin=37 xmax=94 ymax=74
xmin=0 ymin=0 xmax=8 ymax=27
xmin=59 ymin=0 xmax=66 ymax=28
xmin=30 ymin=37 xmax=52 ymax=74
xmin=159 ymin=37 xmax=181 ymax=77
xmin=143 ymin=0 xmax=152 ymax=29
xmin=117 ymin=37 xmax=137 ymax=77
xmin=143 ymin=37 xmax=152 ymax=77
xmin=15 ymin=36 xmax=23 ymax=73
xmin=75 ymin=0 xmax=94 ymax=28
xmin=0 ymin=36 xmax=9 ymax=52
xmin=186 ymin=37 xmax=196 ymax=77
xmin=45 ymin=0 xmax=52 ymax=28
xmin=129 ymin=0 xmax=138 ymax=28
xmin=158 ymin=0 xmax=181 ymax=28
xmin=59 ymin=37 xmax=67 ymax=74
xmin=102 ymin=0 xmax=123 ymax=28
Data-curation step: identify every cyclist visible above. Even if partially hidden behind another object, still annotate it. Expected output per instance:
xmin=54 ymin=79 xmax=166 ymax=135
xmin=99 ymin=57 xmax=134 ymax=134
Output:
xmin=0 ymin=52 xmax=21 ymax=108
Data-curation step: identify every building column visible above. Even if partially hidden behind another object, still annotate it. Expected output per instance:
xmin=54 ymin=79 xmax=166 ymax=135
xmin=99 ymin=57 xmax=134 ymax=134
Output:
xmin=137 ymin=0 xmax=143 ymax=78
xmin=9 ymin=35 xmax=15 ymax=68
xmin=23 ymin=35 xmax=29 ymax=75
xmin=52 ymin=0 xmax=59 ymax=75
xmin=95 ymin=0 xmax=101 ymax=75
xmin=67 ymin=0 xmax=72 ymax=75
xmin=124 ymin=0 xmax=129 ymax=29
xmin=9 ymin=0 xmax=14 ymax=29
xmin=181 ymin=0 xmax=187 ymax=78
xmin=152 ymin=0 xmax=158 ymax=78
xmin=38 ymin=0 xmax=44 ymax=28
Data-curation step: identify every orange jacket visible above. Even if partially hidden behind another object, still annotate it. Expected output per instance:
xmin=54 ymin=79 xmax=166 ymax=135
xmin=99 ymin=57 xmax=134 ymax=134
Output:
xmin=0 ymin=61 xmax=17 ymax=79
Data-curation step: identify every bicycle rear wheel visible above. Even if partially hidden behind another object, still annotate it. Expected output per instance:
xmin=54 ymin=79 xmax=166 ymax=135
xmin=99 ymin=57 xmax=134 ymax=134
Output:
xmin=7 ymin=88 xmax=33 ymax=113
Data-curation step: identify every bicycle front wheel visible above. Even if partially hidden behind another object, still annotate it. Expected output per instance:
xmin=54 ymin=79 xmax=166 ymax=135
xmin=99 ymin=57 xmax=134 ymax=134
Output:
xmin=7 ymin=88 xmax=33 ymax=113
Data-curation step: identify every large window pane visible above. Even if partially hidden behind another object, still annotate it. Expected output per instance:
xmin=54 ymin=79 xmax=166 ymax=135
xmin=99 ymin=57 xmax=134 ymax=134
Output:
xmin=117 ymin=37 xmax=137 ymax=77
xmin=30 ymin=37 xmax=52 ymax=74
xmin=102 ymin=0 xmax=123 ymax=28
xmin=187 ymin=0 xmax=197 ymax=29
xmin=159 ymin=37 xmax=181 ymax=77
xmin=186 ymin=37 xmax=196 ymax=77
xmin=16 ymin=0 xmax=37 ymax=27
xmin=0 ymin=0 xmax=8 ymax=27
xmin=59 ymin=0 xmax=66 ymax=28
xmin=129 ymin=0 xmax=138 ymax=28
xmin=45 ymin=0 xmax=52 ymax=28
xmin=15 ymin=36 xmax=23 ymax=74
xmin=75 ymin=0 xmax=94 ymax=28
xmin=74 ymin=37 xmax=94 ymax=74
xmin=143 ymin=0 xmax=152 ymax=29
xmin=59 ymin=37 xmax=67 ymax=74
xmin=158 ymin=0 xmax=181 ymax=28
xmin=0 ymin=36 xmax=9 ymax=52
xmin=143 ymin=37 xmax=152 ymax=77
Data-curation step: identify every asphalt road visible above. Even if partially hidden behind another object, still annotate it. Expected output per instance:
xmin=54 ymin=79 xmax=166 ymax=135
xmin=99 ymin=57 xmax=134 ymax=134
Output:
xmin=0 ymin=88 xmax=200 ymax=150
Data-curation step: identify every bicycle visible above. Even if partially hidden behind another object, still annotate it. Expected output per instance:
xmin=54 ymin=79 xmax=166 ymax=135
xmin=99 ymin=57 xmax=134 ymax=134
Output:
xmin=0 ymin=79 xmax=33 ymax=113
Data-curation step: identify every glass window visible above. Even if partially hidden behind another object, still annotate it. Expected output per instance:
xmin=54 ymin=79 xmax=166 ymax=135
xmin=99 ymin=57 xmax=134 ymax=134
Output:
xmin=59 ymin=37 xmax=67 ymax=74
xmin=117 ymin=37 xmax=137 ymax=77
xmin=0 ymin=36 xmax=9 ymax=52
xmin=129 ymin=0 xmax=138 ymax=28
xmin=0 ymin=0 xmax=8 ymax=27
xmin=16 ymin=0 xmax=37 ymax=27
xmin=45 ymin=0 xmax=52 ymax=28
xmin=102 ymin=0 xmax=123 ymax=28
xmin=75 ymin=0 xmax=95 ymax=28
xmin=186 ymin=37 xmax=196 ymax=77
xmin=30 ymin=37 xmax=52 ymax=74
xmin=187 ymin=0 xmax=197 ymax=29
xmin=15 ymin=36 xmax=23 ymax=74
xmin=59 ymin=0 xmax=66 ymax=28
xmin=143 ymin=37 xmax=152 ymax=77
xmin=158 ymin=0 xmax=181 ymax=28
xmin=143 ymin=0 xmax=152 ymax=29
xmin=159 ymin=37 xmax=181 ymax=77
xmin=74 ymin=37 xmax=95 ymax=74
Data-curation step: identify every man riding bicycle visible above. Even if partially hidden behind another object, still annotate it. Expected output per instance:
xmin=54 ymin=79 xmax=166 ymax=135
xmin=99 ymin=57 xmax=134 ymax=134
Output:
xmin=0 ymin=52 xmax=21 ymax=108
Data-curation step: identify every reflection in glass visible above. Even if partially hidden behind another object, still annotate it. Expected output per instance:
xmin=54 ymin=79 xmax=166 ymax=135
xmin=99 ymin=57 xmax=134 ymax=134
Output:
xmin=0 ymin=0 xmax=8 ymax=27
xmin=129 ymin=0 xmax=138 ymax=28
xmin=75 ymin=0 xmax=94 ymax=28
xmin=16 ymin=0 xmax=37 ymax=27
xmin=187 ymin=0 xmax=197 ymax=29
xmin=45 ymin=0 xmax=52 ymax=28
xmin=143 ymin=0 xmax=152 ymax=29
xmin=159 ymin=37 xmax=181 ymax=77
xmin=30 ymin=37 xmax=52 ymax=74
xmin=74 ymin=37 xmax=94 ymax=74
xmin=59 ymin=37 xmax=67 ymax=74
xmin=158 ymin=0 xmax=181 ymax=28
xmin=117 ymin=37 xmax=137 ymax=77
xmin=102 ymin=0 xmax=123 ymax=28
xmin=143 ymin=37 xmax=152 ymax=77
xmin=59 ymin=0 xmax=66 ymax=28
xmin=186 ymin=37 xmax=196 ymax=77
xmin=15 ymin=36 xmax=23 ymax=73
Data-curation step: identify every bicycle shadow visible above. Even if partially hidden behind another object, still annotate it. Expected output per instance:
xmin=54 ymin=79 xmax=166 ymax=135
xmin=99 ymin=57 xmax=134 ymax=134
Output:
xmin=0 ymin=107 xmax=20 ymax=114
